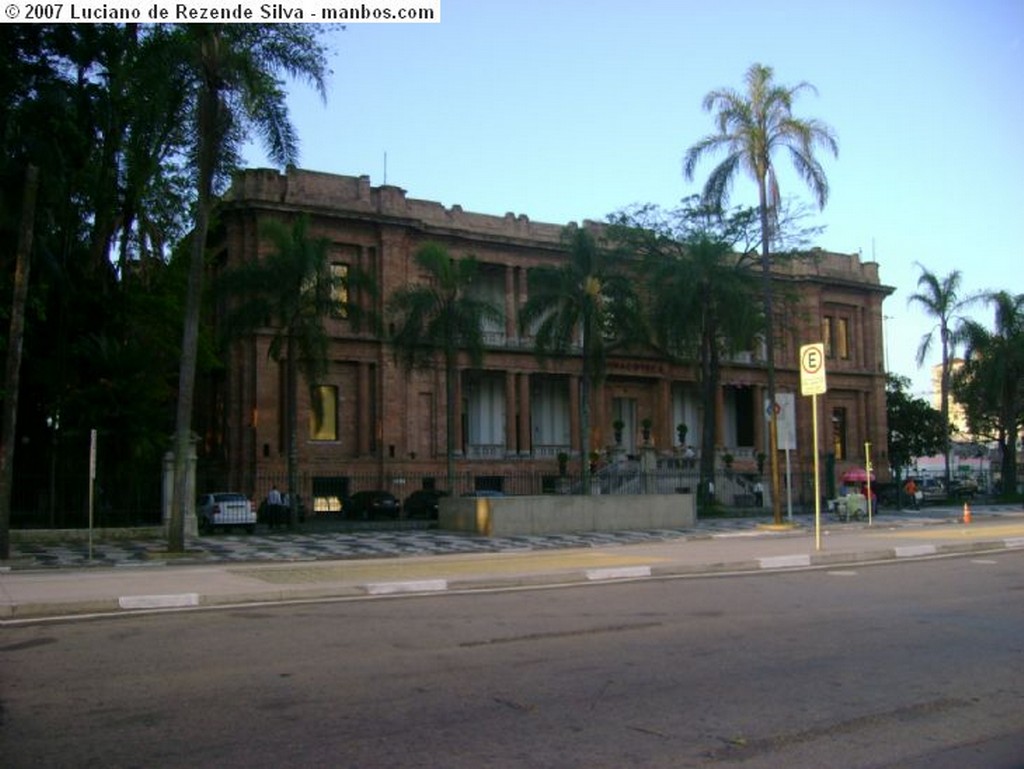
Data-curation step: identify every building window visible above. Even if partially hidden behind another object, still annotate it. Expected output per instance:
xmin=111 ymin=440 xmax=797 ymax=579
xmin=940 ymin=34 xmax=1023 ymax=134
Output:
xmin=831 ymin=407 xmax=847 ymax=460
xmin=823 ymin=316 xmax=833 ymax=358
xmin=309 ymin=385 xmax=338 ymax=441
xmin=330 ymin=263 xmax=349 ymax=318
xmin=836 ymin=317 xmax=850 ymax=360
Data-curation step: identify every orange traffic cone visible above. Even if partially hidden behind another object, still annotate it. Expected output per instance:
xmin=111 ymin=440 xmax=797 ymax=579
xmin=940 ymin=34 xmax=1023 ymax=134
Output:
xmin=962 ymin=502 xmax=972 ymax=524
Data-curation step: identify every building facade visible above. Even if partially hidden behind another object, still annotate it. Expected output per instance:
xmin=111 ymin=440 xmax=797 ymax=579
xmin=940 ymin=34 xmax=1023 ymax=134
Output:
xmin=206 ymin=168 xmax=893 ymax=509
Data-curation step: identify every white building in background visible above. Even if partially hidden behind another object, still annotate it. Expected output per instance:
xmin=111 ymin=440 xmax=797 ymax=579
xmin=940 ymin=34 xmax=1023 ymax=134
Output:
xmin=931 ymin=360 xmax=970 ymax=438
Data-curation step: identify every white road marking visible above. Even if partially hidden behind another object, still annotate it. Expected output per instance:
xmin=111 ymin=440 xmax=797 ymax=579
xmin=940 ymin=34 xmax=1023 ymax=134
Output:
xmin=119 ymin=593 xmax=199 ymax=609
xmin=586 ymin=566 xmax=652 ymax=581
xmin=759 ymin=555 xmax=811 ymax=569
xmin=895 ymin=545 xmax=937 ymax=558
xmin=365 ymin=580 xmax=448 ymax=595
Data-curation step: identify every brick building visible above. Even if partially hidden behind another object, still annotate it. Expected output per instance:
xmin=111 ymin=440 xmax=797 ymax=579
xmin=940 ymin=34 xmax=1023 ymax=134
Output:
xmin=205 ymin=167 xmax=893 ymax=509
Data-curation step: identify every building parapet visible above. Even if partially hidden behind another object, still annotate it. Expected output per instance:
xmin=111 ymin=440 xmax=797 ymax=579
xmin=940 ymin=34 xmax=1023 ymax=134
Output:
xmin=229 ymin=167 xmax=566 ymax=244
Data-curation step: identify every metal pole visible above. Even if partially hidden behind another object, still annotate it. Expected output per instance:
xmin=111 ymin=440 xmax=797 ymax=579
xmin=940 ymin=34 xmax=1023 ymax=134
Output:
xmin=865 ymin=441 xmax=873 ymax=526
xmin=785 ymin=447 xmax=793 ymax=522
xmin=812 ymin=394 xmax=821 ymax=551
xmin=88 ymin=428 xmax=97 ymax=561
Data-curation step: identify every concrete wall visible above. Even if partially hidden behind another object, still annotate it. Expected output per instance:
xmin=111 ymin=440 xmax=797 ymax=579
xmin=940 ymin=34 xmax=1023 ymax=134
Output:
xmin=439 ymin=494 xmax=696 ymax=537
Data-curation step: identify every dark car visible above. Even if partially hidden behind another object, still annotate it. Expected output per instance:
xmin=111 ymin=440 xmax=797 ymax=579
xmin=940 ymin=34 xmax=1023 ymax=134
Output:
xmin=347 ymin=490 xmax=401 ymax=520
xmin=949 ymin=478 xmax=978 ymax=499
xmin=403 ymin=489 xmax=449 ymax=519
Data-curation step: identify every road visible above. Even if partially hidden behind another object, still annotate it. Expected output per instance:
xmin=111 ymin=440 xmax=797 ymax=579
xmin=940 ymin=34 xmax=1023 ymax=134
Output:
xmin=2 ymin=552 xmax=1022 ymax=768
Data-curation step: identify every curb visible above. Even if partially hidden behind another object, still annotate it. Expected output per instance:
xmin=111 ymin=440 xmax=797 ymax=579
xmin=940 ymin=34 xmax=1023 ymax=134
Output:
xmin=3 ymin=535 xmax=1022 ymax=622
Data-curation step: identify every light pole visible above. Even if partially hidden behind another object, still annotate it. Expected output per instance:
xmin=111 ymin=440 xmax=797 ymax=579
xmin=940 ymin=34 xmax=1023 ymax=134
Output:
xmin=883 ymin=315 xmax=894 ymax=373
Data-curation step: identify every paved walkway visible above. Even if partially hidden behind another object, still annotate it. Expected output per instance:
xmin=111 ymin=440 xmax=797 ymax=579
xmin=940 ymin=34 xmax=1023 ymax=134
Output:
xmin=2 ymin=504 xmax=1022 ymax=621
xmin=6 ymin=506 xmax=1008 ymax=569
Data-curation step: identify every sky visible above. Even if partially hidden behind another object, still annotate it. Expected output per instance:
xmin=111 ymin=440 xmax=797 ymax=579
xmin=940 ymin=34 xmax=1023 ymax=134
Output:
xmin=245 ymin=0 xmax=1024 ymax=400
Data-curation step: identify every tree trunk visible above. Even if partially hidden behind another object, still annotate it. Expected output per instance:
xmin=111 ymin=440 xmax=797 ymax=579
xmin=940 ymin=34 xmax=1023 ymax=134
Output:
xmin=0 ymin=165 xmax=39 ymax=560
xmin=758 ymin=179 xmax=783 ymax=525
xmin=698 ymin=315 xmax=718 ymax=510
xmin=940 ymin=328 xmax=952 ymax=493
xmin=170 ymin=82 xmax=219 ymax=552
xmin=999 ymin=383 xmax=1018 ymax=499
xmin=286 ymin=336 xmax=299 ymax=527
xmin=580 ymin=315 xmax=593 ymax=494
xmin=444 ymin=346 xmax=456 ymax=494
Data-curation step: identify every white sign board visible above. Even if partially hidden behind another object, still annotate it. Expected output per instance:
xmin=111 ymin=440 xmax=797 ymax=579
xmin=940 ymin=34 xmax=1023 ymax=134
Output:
xmin=764 ymin=393 xmax=797 ymax=450
xmin=800 ymin=343 xmax=827 ymax=396
xmin=776 ymin=392 xmax=797 ymax=450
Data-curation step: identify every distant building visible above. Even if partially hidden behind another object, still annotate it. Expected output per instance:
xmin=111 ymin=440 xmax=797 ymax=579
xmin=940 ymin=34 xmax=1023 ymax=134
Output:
xmin=202 ymin=168 xmax=893 ymax=507
xmin=930 ymin=360 xmax=969 ymax=437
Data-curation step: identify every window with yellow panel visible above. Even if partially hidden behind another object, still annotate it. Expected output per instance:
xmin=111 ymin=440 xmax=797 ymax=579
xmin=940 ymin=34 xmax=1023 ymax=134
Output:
xmin=309 ymin=385 xmax=338 ymax=441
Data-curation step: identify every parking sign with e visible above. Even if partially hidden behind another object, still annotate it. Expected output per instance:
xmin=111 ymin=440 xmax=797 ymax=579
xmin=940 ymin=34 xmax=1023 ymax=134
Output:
xmin=800 ymin=343 xmax=827 ymax=395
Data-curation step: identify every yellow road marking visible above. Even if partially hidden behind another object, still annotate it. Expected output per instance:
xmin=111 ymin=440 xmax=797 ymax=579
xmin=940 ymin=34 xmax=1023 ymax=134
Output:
xmin=879 ymin=523 xmax=1024 ymax=540
xmin=231 ymin=550 xmax=669 ymax=584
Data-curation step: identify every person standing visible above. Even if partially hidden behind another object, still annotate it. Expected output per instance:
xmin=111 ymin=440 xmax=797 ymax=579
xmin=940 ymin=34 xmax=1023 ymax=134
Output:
xmin=753 ymin=479 xmax=764 ymax=507
xmin=267 ymin=485 xmax=284 ymax=527
xmin=904 ymin=478 xmax=919 ymax=510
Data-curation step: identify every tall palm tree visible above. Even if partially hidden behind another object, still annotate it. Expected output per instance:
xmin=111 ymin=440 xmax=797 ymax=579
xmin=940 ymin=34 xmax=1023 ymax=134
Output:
xmin=388 ymin=243 xmax=502 ymax=494
xmin=953 ymin=291 xmax=1024 ymax=499
xmin=169 ymin=25 xmax=327 ymax=551
xmin=683 ymin=62 xmax=838 ymax=524
xmin=518 ymin=227 xmax=642 ymax=493
xmin=609 ymin=202 xmax=761 ymax=508
xmin=907 ymin=264 xmax=975 ymax=492
xmin=220 ymin=215 xmax=373 ymax=527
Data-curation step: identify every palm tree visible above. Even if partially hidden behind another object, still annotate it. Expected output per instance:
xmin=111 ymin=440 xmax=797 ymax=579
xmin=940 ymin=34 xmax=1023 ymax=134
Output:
xmin=169 ymin=25 xmax=327 ymax=551
xmin=387 ymin=243 xmax=502 ymax=494
xmin=518 ymin=227 xmax=642 ymax=493
xmin=220 ymin=215 xmax=373 ymax=527
xmin=608 ymin=202 xmax=762 ymax=508
xmin=907 ymin=264 xmax=975 ymax=492
xmin=953 ymin=291 xmax=1024 ymax=499
xmin=683 ymin=62 xmax=838 ymax=524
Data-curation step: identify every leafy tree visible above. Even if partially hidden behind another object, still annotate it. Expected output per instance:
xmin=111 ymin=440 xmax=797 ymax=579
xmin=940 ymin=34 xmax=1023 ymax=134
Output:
xmin=683 ymin=62 xmax=838 ymax=524
xmin=518 ymin=227 xmax=643 ymax=493
xmin=953 ymin=291 xmax=1024 ymax=498
xmin=886 ymin=374 xmax=947 ymax=503
xmin=388 ymin=243 xmax=502 ymax=494
xmin=169 ymin=25 xmax=327 ymax=551
xmin=907 ymin=264 xmax=976 ymax=492
xmin=607 ymin=202 xmax=762 ymax=508
xmin=1 ymin=26 xmax=198 ymax=540
xmin=220 ymin=215 xmax=372 ymax=526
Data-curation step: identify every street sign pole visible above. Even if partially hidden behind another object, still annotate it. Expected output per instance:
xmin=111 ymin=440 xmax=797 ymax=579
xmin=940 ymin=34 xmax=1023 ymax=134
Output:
xmin=799 ymin=343 xmax=827 ymax=551
xmin=812 ymin=394 xmax=821 ymax=550
xmin=865 ymin=441 xmax=873 ymax=527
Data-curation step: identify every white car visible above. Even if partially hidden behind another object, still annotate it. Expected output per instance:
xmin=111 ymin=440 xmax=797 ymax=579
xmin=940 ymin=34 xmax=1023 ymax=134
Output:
xmin=197 ymin=492 xmax=256 ymax=534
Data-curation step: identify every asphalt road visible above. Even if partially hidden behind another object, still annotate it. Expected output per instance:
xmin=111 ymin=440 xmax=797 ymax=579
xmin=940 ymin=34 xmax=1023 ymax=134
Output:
xmin=2 ymin=551 xmax=1022 ymax=768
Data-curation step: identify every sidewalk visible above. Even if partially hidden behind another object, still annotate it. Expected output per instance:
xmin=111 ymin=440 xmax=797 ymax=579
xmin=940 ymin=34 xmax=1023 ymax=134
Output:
xmin=2 ymin=506 xmax=1023 ymax=621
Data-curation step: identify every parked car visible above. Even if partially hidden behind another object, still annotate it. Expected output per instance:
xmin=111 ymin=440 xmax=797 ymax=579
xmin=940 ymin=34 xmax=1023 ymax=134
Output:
xmin=197 ymin=492 xmax=256 ymax=534
xmin=873 ymin=481 xmax=899 ymax=507
xmin=403 ymin=489 xmax=448 ymax=519
xmin=347 ymin=490 xmax=401 ymax=520
xmin=949 ymin=478 xmax=978 ymax=499
xmin=919 ymin=479 xmax=946 ymax=503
